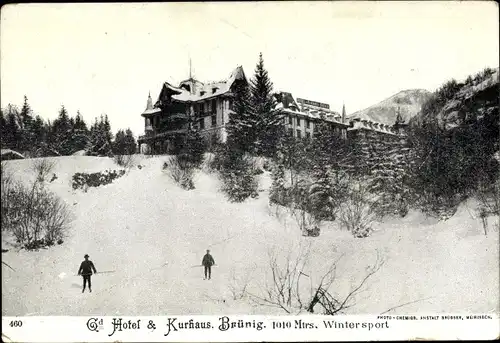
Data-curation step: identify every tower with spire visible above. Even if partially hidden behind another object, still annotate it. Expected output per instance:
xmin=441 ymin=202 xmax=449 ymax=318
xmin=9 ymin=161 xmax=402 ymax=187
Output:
xmin=146 ymin=91 xmax=153 ymax=111
xmin=342 ymin=102 xmax=346 ymax=124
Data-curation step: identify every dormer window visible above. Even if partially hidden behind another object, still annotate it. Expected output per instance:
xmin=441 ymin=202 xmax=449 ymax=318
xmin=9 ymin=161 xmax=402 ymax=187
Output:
xmin=200 ymin=91 xmax=206 ymax=96
xmin=212 ymin=87 xmax=218 ymax=94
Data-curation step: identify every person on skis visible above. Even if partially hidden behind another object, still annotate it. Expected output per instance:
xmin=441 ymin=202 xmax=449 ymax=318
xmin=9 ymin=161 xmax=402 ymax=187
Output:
xmin=202 ymin=249 xmax=215 ymax=280
xmin=78 ymin=254 xmax=97 ymax=293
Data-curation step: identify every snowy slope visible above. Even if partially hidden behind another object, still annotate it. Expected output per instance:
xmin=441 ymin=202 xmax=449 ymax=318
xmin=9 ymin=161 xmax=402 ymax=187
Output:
xmin=2 ymin=156 xmax=499 ymax=316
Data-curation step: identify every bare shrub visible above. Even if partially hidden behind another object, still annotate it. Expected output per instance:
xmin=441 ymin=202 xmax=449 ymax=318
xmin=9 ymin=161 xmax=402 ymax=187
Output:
xmin=246 ymin=244 xmax=312 ymax=313
xmin=7 ymin=180 xmax=71 ymax=250
xmin=245 ymin=243 xmax=384 ymax=314
xmin=476 ymin=176 xmax=500 ymax=235
xmin=114 ymin=154 xmax=135 ymax=170
xmin=338 ymin=185 xmax=376 ymax=238
xmin=201 ymin=153 xmax=217 ymax=174
xmin=287 ymin=180 xmax=321 ymax=237
xmin=229 ymin=266 xmax=254 ymax=300
xmin=164 ymin=156 xmax=195 ymax=190
xmin=308 ymin=252 xmax=384 ymax=315
xmin=32 ymin=158 xmax=56 ymax=183
xmin=1 ymin=163 xmax=15 ymax=231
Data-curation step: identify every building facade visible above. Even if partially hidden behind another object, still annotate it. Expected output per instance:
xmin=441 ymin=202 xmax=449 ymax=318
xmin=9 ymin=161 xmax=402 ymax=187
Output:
xmin=138 ymin=66 xmax=403 ymax=154
xmin=138 ymin=66 xmax=246 ymax=154
xmin=274 ymin=92 xmax=349 ymax=139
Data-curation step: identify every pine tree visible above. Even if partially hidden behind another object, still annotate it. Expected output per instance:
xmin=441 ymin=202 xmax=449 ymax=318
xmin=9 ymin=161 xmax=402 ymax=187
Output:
xmin=19 ymin=95 xmax=34 ymax=152
xmin=269 ymin=162 xmax=287 ymax=205
xmin=178 ymin=123 xmax=206 ymax=167
xmin=312 ymin=119 xmax=349 ymax=170
xmin=88 ymin=115 xmax=113 ymax=156
xmin=124 ymin=129 xmax=137 ymax=154
xmin=250 ymin=53 xmax=284 ymax=157
xmin=69 ymin=110 xmax=90 ymax=153
xmin=0 ymin=109 xmax=6 ymax=148
xmin=31 ymin=115 xmax=47 ymax=152
xmin=4 ymin=104 xmax=21 ymax=150
xmin=103 ymin=115 xmax=113 ymax=144
xmin=113 ymin=129 xmax=136 ymax=155
xmin=52 ymin=105 xmax=73 ymax=155
xmin=113 ymin=130 xmax=126 ymax=155
xmin=226 ymin=78 xmax=257 ymax=154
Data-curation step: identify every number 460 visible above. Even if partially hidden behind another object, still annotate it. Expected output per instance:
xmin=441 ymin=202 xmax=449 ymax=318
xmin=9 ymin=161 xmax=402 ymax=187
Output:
xmin=9 ymin=320 xmax=23 ymax=327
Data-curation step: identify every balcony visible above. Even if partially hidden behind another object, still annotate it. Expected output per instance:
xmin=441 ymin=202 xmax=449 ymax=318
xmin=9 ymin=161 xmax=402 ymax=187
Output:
xmin=138 ymin=126 xmax=188 ymax=143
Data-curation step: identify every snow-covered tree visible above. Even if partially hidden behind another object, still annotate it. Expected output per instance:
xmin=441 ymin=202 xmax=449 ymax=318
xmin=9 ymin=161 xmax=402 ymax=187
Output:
xmin=226 ymin=77 xmax=257 ymax=154
xmin=250 ymin=53 xmax=284 ymax=157
xmin=50 ymin=105 xmax=72 ymax=155
xmin=88 ymin=115 xmax=113 ymax=156
xmin=18 ymin=95 xmax=34 ymax=152
xmin=3 ymin=104 xmax=21 ymax=150
xmin=0 ymin=109 xmax=7 ymax=148
xmin=113 ymin=128 xmax=137 ymax=155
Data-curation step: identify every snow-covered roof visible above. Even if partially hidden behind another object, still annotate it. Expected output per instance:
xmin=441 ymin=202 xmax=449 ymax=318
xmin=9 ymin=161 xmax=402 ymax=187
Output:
xmin=142 ymin=108 xmax=162 ymax=115
xmin=347 ymin=118 xmax=398 ymax=135
xmin=159 ymin=66 xmax=246 ymax=103
xmin=275 ymin=91 xmax=347 ymax=126
xmin=1 ymin=149 xmax=25 ymax=160
xmin=281 ymin=108 xmax=348 ymax=126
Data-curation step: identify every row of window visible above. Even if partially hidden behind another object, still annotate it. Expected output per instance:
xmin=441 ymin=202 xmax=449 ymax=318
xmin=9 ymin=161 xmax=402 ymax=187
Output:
xmin=287 ymin=116 xmax=312 ymax=129
xmin=198 ymin=114 xmax=218 ymax=130
xmin=288 ymin=128 xmax=312 ymax=139
xmin=194 ymin=99 xmax=218 ymax=116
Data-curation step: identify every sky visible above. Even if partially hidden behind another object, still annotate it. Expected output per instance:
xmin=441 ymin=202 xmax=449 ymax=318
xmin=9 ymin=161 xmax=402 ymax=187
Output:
xmin=1 ymin=1 xmax=498 ymax=136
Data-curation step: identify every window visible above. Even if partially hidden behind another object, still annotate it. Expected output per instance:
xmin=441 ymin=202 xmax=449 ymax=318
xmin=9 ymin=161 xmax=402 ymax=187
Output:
xmin=306 ymin=131 xmax=311 ymax=139
xmin=288 ymin=116 xmax=293 ymax=125
xmin=296 ymin=129 xmax=301 ymax=138
xmin=288 ymin=128 xmax=294 ymax=136
xmin=212 ymin=99 xmax=217 ymax=114
xmin=211 ymin=114 xmax=217 ymax=126
xmin=306 ymin=119 xmax=310 ymax=129
xmin=297 ymin=118 xmax=301 ymax=127
xmin=200 ymin=118 xmax=205 ymax=130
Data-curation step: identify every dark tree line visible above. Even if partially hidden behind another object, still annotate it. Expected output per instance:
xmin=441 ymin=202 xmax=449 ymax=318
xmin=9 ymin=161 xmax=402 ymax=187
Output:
xmin=407 ymin=68 xmax=499 ymax=216
xmin=0 ymin=96 xmax=137 ymax=157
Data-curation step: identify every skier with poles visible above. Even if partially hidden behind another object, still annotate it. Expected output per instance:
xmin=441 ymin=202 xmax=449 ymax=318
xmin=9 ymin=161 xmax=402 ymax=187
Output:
xmin=202 ymin=249 xmax=215 ymax=280
xmin=78 ymin=254 xmax=97 ymax=293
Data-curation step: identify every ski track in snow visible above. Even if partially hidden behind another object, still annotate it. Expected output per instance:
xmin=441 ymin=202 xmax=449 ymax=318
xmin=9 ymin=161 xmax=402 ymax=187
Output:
xmin=1 ymin=156 xmax=499 ymax=316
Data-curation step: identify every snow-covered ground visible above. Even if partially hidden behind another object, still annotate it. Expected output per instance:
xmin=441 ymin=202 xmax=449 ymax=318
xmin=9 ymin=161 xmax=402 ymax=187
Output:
xmin=2 ymin=156 xmax=499 ymax=316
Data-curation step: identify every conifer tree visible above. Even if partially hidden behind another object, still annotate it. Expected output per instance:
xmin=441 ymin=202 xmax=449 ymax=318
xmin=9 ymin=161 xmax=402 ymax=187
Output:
xmin=226 ymin=78 xmax=257 ymax=154
xmin=88 ymin=115 xmax=113 ymax=156
xmin=176 ymin=116 xmax=206 ymax=167
xmin=66 ymin=110 xmax=90 ymax=153
xmin=19 ymin=95 xmax=34 ymax=152
xmin=124 ymin=129 xmax=137 ymax=154
xmin=51 ymin=105 xmax=72 ymax=155
xmin=250 ymin=53 xmax=284 ymax=157
xmin=4 ymin=104 xmax=21 ymax=150
xmin=0 ymin=109 xmax=6 ymax=148
xmin=113 ymin=128 xmax=136 ymax=155
xmin=31 ymin=115 xmax=47 ymax=152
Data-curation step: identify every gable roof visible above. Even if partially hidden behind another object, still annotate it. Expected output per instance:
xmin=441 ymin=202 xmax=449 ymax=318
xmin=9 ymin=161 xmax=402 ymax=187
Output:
xmin=158 ymin=66 xmax=247 ymax=103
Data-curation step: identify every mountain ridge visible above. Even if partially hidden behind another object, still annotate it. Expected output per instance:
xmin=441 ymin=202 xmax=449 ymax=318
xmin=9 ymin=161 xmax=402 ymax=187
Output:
xmin=347 ymin=89 xmax=433 ymax=126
